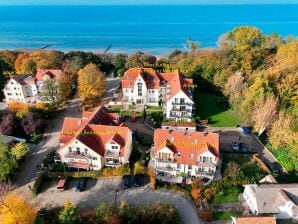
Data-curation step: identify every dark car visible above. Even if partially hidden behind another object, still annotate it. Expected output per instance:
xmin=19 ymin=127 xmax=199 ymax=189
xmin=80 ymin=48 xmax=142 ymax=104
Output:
xmin=76 ymin=178 xmax=87 ymax=192
xmin=134 ymin=175 xmax=142 ymax=187
xmin=242 ymin=126 xmax=250 ymax=135
xmin=239 ymin=142 xmax=249 ymax=152
xmin=122 ymin=176 xmax=131 ymax=189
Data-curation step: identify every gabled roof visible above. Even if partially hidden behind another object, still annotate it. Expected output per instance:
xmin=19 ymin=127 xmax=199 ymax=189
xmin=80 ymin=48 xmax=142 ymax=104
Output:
xmin=121 ymin=67 xmax=160 ymax=89
xmin=11 ymin=75 xmax=35 ymax=86
xmin=35 ymin=69 xmax=63 ymax=81
xmin=153 ymin=129 xmax=219 ymax=165
xmin=249 ymin=183 xmax=298 ymax=214
xmin=234 ymin=216 xmax=276 ymax=224
xmin=58 ymin=106 xmax=128 ymax=157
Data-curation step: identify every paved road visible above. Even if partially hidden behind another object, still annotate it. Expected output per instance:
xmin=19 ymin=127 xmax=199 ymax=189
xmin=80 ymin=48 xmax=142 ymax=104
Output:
xmin=206 ymin=127 xmax=286 ymax=174
xmin=29 ymin=177 xmax=201 ymax=224
xmin=15 ymin=99 xmax=82 ymax=187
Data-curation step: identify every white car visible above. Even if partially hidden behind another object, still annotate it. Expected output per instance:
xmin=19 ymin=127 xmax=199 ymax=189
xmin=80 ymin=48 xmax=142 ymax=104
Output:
xmin=231 ymin=142 xmax=239 ymax=151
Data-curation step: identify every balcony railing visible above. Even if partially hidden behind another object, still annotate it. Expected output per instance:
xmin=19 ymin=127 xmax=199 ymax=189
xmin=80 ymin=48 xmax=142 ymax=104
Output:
xmin=65 ymin=152 xmax=90 ymax=160
xmin=197 ymin=162 xmax=217 ymax=168
xmin=156 ymin=166 xmax=176 ymax=172
xmin=172 ymin=102 xmax=192 ymax=106
xmin=195 ymin=171 xmax=214 ymax=177
xmin=106 ymin=160 xmax=120 ymax=167
xmin=171 ymin=108 xmax=192 ymax=113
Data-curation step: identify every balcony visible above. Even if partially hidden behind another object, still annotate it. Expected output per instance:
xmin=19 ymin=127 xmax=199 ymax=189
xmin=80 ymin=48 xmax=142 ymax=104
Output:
xmin=156 ymin=166 xmax=176 ymax=172
xmin=65 ymin=152 xmax=90 ymax=161
xmin=172 ymin=102 xmax=192 ymax=106
xmin=197 ymin=162 xmax=217 ymax=168
xmin=171 ymin=108 xmax=192 ymax=113
xmin=104 ymin=151 xmax=119 ymax=159
xmin=150 ymin=152 xmax=175 ymax=163
xmin=195 ymin=171 xmax=214 ymax=177
xmin=68 ymin=161 xmax=91 ymax=170
xmin=106 ymin=159 xmax=120 ymax=167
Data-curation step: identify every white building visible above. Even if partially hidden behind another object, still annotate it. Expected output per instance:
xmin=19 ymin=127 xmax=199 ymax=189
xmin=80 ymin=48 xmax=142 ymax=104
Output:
xmin=243 ymin=175 xmax=298 ymax=221
xmin=3 ymin=69 xmax=64 ymax=103
xmin=57 ymin=106 xmax=132 ymax=170
xmin=121 ymin=68 xmax=195 ymax=122
xmin=150 ymin=129 xmax=220 ymax=182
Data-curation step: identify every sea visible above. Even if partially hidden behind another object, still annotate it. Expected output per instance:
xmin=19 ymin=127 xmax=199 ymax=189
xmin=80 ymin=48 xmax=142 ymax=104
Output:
xmin=0 ymin=4 xmax=297 ymax=55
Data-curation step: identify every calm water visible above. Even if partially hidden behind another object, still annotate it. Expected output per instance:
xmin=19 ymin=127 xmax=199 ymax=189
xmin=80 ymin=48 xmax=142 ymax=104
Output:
xmin=0 ymin=5 xmax=297 ymax=55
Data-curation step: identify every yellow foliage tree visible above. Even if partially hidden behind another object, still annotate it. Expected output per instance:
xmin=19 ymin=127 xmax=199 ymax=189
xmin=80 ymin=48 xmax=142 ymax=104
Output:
xmin=0 ymin=193 xmax=37 ymax=224
xmin=133 ymin=161 xmax=147 ymax=175
xmin=78 ymin=63 xmax=106 ymax=101
xmin=8 ymin=101 xmax=30 ymax=118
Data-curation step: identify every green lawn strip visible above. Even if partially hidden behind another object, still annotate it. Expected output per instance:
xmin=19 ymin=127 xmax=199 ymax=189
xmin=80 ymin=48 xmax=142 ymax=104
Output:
xmin=210 ymin=186 xmax=242 ymax=205
xmin=213 ymin=211 xmax=242 ymax=220
xmin=194 ymin=91 xmax=242 ymax=127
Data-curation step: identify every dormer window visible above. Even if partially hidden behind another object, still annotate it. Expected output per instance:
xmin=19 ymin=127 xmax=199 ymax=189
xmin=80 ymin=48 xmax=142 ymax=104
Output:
xmin=194 ymin=139 xmax=198 ymax=144
xmin=177 ymin=152 xmax=181 ymax=157
xmin=190 ymin=153 xmax=194 ymax=158
xmin=171 ymin=136 xmax=175 ymax=142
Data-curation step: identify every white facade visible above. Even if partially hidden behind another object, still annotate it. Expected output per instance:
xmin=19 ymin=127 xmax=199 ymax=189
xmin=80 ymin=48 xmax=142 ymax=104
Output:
xmin=151 ymin=147 xmax=218 ymax=180
xmin=166 ymin=91 xmax=194 ymax=122
xmin=4 ymin=77 xmax=38 ymax=103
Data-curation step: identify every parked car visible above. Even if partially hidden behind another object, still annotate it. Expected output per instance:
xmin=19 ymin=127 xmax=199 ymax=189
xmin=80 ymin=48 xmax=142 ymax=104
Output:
xmin=239 ymin=142 xmax=249 ymax=152
xmin=231 ymin=142 xmax=239 ymax=151
xmin=134 ymin=175 xmax=142 ymax=187
xmin=57 ymin=178 xmax=67 ymax=191
xmin=122 ymin=175 xmax=131 ymax=189
xmin=241 ymin=126 xmax=250 ymax=135
xmin=76 ymin=178 xmax=87 ymax=192
xmin=131 ymin=115 xmax=137 ymax=122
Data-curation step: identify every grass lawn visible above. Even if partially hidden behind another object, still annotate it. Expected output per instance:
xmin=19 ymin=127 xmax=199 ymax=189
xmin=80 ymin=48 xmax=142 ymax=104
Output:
xmin=210 ymin=186 xmax=242 ymax=205
xmin=146 ymin=105 xmax=163 ymax=110
xmin=111 ymin=105 xmax=121 ymax=112
xmin=222 ymin=153 xmax=266 ymax=179
xmin=194 ymin=91 xmax=243 ymax=127
xmin=213 ymin=211 xmax=242 ymax=220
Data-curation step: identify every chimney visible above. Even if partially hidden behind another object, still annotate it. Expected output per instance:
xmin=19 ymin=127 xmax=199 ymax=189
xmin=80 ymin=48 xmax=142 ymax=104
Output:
xmin=204 ymin=131 xmax=208 ymax=137
xmin=78 ymin=119 xmax=82 ymax=126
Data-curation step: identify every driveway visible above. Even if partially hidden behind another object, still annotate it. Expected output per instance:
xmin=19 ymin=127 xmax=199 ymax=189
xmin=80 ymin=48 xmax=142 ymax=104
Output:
xmin=15 ymin=99 xmax=82 ymax=187
xmin=32 ymin=177 xmax=201 ymax=224
xmin=206 ymin=127 xmax=286 ymax=174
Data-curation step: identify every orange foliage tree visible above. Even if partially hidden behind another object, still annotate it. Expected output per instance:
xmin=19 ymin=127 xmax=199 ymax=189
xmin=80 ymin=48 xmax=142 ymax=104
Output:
xmin=191 ymin=178 xmax=204 ymax=206
xmin=8 ymin=101 xmax=30 ymax=118
xmin=0 ymin=193 xmax=37 ymax=224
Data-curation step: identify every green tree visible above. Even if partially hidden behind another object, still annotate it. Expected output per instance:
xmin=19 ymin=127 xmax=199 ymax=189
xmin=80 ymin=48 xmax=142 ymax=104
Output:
xmin=11 ymin=143 xmax=30 ymax=160
xmin=0 ymin=58 xmax=9 ymax=101
xmin=59 ymin=200 xmax=78 ymax=224
xmin=39 ymin=78 xmax=59 ymax=104
xmin=0 ymin=141 xmax=17 ymax=181
xmin=78 ymin=63 xmax=106 ymax=101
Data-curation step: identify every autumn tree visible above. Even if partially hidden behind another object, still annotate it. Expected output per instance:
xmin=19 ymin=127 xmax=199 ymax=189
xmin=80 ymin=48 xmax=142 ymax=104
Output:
xmin=224 ymin=161 xmax=241 ymax=179
xmin=269 ymin=112 xmax=296 ymax=149
xmin=276 ymin=40 xmax=298 ymax=68
xmin=11 ymin=142 xmax=30 ymax=160
xmin=219 ymin=26 xmax=266 ymax=73
xmin=8 ymin=101 xmax=30 ymax=118
xmin=21 ymin=112 xmax=46 ymax=135
xmin=198 ymin=209 xmax=213 ymax=222
xmin=251 ymin=95 xmax=278 ymax=136
xmin=0 ymin=193 xmax=37 ymax=224
xmin=147 ymin=168 xmax=156 ymax=190
xmin=125 ymin=52 xmax=156 ymax=68
xmin=0 ymin=113 xmax=17 ymax=136
xmin=224 ymin=72 xmax=246 ymax=105
xmin=58 ymin=75 xmax=73 ymax=102
xmin=184 ymin=37 xmax=200 ymax=53
xmin=191 ymin=178 xmax=204 ymax=206
xmin=59 ymin=200 xmax=78 ymax=224
xmin=78 ymin=63 xmax=106 ymax=101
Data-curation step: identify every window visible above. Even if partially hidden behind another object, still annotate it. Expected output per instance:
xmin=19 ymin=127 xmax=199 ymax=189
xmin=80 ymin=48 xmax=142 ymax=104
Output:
xmin=85 ymin=148 xmax=88 ymax=154
xmin=177 ymin=152 xmax=181 ymax=157
xmin=112 ymin=146 xmax=118 ymax=149
xmin=93 ymin=157 xmax=97 ymax=160
xmin=190 ymin=153 xmax=194 ymax=158
xmin=188 ymin=165 xmax=192 ymax=170
xmin=68 ymin=147 xmax=72 ymax=153
xmin=76 ymin=147 xmax=80 ymax=154
xmin=137 ymin=82 xmax=143 ymax=96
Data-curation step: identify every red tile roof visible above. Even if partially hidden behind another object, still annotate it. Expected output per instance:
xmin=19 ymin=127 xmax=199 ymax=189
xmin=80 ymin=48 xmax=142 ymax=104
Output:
xmin=121 ymin=67 xmax=160 ymax=89
xmin=35 ymin=69 xmax=63 ymax=81
xmin=235 ymin=216 xmax=276 ymax=224
xmin=121 ymin=68 xmax=194 ymax=102
xmin=153 ymin=129 xmax=219 ymax=165
xmin=58 ymin=106 xmax=128 ymax=157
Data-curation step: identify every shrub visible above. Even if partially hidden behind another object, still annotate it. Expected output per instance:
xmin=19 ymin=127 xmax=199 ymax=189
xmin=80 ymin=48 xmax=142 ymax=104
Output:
xmin=32 ymin=172 xmax=46 ymax=195
xmin=8 ymin=101 xmax=30 ymax=118
xmin=198 ymin=209 xmax=213 ymax=222
xmin=0 ymin=112 xmax=17 ymax=135
xmin=133 ymin=161 xmax=147 ymax=175
xmin=11 ymin=142 xmax=29 ymax=160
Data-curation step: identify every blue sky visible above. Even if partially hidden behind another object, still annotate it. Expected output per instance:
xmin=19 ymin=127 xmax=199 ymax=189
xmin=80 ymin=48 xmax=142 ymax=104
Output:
xmin=1 ymin=0 xmax=298 ymax=5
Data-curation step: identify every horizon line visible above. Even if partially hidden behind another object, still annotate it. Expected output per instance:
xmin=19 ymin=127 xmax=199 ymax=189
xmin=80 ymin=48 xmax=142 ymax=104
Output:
xmin=2 ymin=2 xmax=298 ymax=6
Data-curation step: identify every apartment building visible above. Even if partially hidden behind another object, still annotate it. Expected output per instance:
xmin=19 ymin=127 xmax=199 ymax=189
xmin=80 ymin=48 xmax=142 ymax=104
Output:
xmin=3 ymin=69 xmax=63 ymax=103
xmin=150 ymin=129 xmax=220 ymax=181
xmin=121 ymin=68 xmax=195 ymax=122
xmin=57 ymin=106 xmax=132 ymax=170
